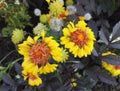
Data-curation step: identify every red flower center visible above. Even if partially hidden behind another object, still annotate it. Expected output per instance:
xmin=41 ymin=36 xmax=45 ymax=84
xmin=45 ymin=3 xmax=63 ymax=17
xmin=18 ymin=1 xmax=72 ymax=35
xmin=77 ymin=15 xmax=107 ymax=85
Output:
xmin=29 ymin=42 xmax=51 ymax=66
xmin=115 ymin=65 xmax=120 ymax=70
xmin=70 ymin=30 xmax=88 ymax=47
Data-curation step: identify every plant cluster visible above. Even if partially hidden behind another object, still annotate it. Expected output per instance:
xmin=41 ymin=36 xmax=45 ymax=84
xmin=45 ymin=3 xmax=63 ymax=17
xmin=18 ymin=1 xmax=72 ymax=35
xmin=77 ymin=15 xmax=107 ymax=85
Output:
xmin=0 ymin=0 xmax=120 ymax=91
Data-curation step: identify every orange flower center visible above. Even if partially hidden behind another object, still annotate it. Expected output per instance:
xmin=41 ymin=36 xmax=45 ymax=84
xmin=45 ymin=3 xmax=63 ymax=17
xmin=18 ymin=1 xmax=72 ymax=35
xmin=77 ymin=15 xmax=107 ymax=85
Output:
xmin=29 ymin=42 xmax=51 ymax=66
xmin=28 ymin=73 xmax=38 ymax=81
xmin=115 ymin=65 xmax=120 ymax=70
xmin=70 ymin=30 xmax=88 ymax=47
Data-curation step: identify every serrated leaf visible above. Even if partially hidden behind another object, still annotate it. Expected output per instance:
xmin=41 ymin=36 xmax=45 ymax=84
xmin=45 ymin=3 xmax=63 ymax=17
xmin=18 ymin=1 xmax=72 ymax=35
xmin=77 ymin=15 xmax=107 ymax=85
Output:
xmin=0 ymin=86 xmax=11 ymax=91
xmin=85 ymin=66 xmax=118 ymax=86
xmin=110 ymin=43 xmax=120 ymax=49
xmin=2 ymin=74 xmax=16 ymax=86
xmin=88 ymin=20 xmax=98 ymax=38
xmin=99 ymin=26 xmax=110 ymax=45
xmin=92 ymin=49 xmax=98 ymax=56
xmin=98 ymin=70 xmax=118 ymax=85
xmin=85 ymin=66 xmax=99 ymax=81
xmin=92 ymin=42 xmax=100 ymax=56
xmin=101 ymin=55 xmax=120 ymax=65
xmin=72 ymin=62 xmax=84 ymax=70
xmin=111 ymin=21 xmax=120 ymax=41
xmin=46 ymin=85 xmax=52 ymax=91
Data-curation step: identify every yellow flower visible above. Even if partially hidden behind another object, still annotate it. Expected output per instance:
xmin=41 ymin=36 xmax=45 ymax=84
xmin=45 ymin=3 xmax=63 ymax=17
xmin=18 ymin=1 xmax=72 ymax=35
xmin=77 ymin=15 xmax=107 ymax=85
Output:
xmin=60 ymin=20 xmax=96 ymax=58
xmin=59 ymin=48 xmax=69 ymax=63
xmin=22 ymin=63 xmax=42 ymax=86
xmin=70 ymin=78 xmax=77 ymax=87
xmin=18 ymin=31 xmax=63 ymax=75
xmin=46 ymin=0 xmax=50 ymax=3
xmin=39 ymin=63 xmax=58 ymax=74
xmin=102 ymin=52 xmax=120 ymax=76
xmin=22 ymin=69 xmax=42 ymax=86
xmin=49 ymin=0 xmax=65 ymax=17
xmin=11 ymin=28 xmax=25 ymax=44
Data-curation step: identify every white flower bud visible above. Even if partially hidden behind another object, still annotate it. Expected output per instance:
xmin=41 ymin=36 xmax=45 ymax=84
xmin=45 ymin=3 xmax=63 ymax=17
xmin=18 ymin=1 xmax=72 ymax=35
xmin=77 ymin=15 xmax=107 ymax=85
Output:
xmin=14 ymin=0 xmax=20 ymax=5
xmin=84 ymin=13 xmax=92 ymax=21
xmin=67 ymin=5 xmax=77 ymax=15
xmin=50 ymin=17 xmax=64 ymax=31
xmin=34 ymin=8 xmax=41 ymax=16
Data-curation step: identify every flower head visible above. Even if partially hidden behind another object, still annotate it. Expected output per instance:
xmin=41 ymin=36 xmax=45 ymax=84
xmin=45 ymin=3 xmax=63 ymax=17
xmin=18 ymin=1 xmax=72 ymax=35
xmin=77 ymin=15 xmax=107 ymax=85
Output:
xmin=22 ymin=63 xmax=42 ymax=86
xmin=33 ymin=23 xmax=47 ymax=35
xmin=22 ymin=69 xmax=42 ymax=86
xmin=102 ymin=52 xmax=120 ymax=76
xmin=0 ymin=0 xmax=7 ymax=9
xmin=59 ymin=48 xmax=69 ymax=63
xmin=70 ymin=78 xmax=77 ymax=87
xmin=67 ymin=5 xmax=76 ymax=15
xmin=49 ymin=17 xmax=64 ymax=31
xmin=40 ymin=14 xmax=49 ymax=24
xmin=18 ymin=31 xmax=63 ymax=75
xmin=84 ymin=13 xmax=92 ymax=21
xmin=49 ymin=0 xmax=65 ymax=17
xmin=60 ymin=20 xmax=96 ymax=58
xmin=11 ymin=28 xmax=25 ymax=44
xmin=34 ymin=8 xmax=41 ymax=16
xmin=66 ymin=0 xmax=73 ymax=5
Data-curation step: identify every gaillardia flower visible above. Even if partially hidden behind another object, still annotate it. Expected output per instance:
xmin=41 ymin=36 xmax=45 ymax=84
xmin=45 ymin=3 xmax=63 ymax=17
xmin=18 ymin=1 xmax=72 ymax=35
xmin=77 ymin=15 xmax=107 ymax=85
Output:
xmin=60 ymin=20 xmax=95 ymax=58
xmin=22 ymin=63 xmax=42 ymax=86
xmin=18 ymin=31 xmax=64 ymax=74
xmin=11 ymin=28 xmax=25 ymax=44
xmin=49 ymin=0 xmax=65 ymax=17
xmin=18 ymin=30 xmax=67 ymax=86
xmin=102 ymin=52 xmax=120 ymax=76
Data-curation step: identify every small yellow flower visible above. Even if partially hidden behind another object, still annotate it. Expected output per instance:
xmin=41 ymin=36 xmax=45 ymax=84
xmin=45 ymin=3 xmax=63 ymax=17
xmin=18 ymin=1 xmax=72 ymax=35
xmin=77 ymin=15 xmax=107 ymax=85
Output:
xmin=11 ymin=28 xmax=25 ymax=44
xmin=102 ymin=52 xmax=120 ymax=76
xmin=59 ymin=48 xmax=69 ymax=63
xmin=70 ymin=78 xmax=77 ymax=87
xmin=60 ymin=20 xmax=96 ymax=58
xmin=49 ymin=0 xmax=65 ymax=17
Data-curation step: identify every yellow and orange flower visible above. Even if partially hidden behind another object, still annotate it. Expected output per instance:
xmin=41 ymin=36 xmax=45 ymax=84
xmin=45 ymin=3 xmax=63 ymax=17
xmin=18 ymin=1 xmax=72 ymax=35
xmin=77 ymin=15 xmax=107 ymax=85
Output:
xmin=60 ymin=20 xmax=95 ymax=58
xmin=102 ymin=52 xmax=120 ymax=76
xmin=22 ymin=68 xmax=42 ymax=86
xmin=18 ymin=31 xmax=64 ymax=74
xmin=18 ymin=30 xmax=68 ymax=86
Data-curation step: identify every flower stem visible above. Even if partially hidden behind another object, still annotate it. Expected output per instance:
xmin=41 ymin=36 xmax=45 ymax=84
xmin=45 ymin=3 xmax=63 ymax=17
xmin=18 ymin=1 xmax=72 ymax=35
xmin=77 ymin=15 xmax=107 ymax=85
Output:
xmin=0 ymin=50 xmax=16 ymax=64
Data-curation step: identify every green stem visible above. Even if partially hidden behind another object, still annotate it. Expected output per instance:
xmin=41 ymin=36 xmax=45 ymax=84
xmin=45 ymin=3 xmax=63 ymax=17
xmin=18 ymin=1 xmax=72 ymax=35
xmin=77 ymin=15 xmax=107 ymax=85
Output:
xmin=5 ymin=57 xmax=23 ymax=71
xmin=0 ymin=50 xmax=16 ymax=64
